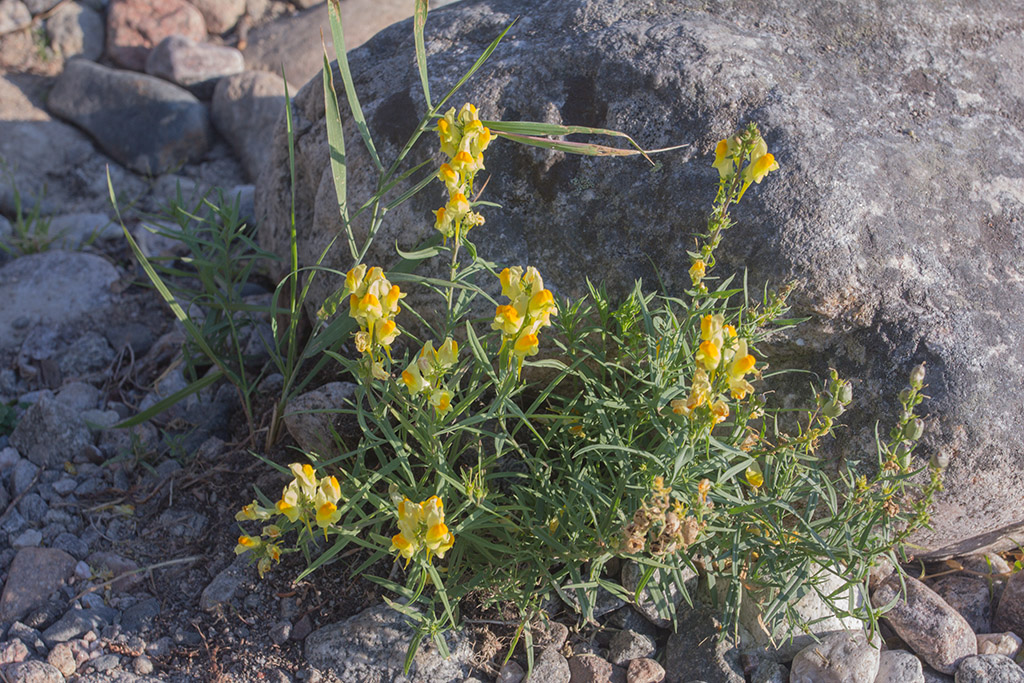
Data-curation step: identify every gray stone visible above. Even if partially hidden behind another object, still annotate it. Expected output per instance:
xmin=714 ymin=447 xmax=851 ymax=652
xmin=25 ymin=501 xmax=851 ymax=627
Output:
xmin=789 ymin=630 xmax=880 ymax=683
xmin=132 ymin=655 xmax=154 ymax=675
xmin=17 ymin=493 xmax=46 ymax=522
xmin=749 ymin=660 xmax=787 ymax=683
xmin=255 ymin=0 xmax=1024 ymax=560
xmin=0 ymin=75 xmax=147 ymax=217
xmin=23 ymin=0 xmax=59 ymax=13
xmin=9 ymin=392 xmax=93 ymax=469
xmin=608 ymin=629 xmax=655 ymax=666
xmin=11 ymin=529 xmax=42 ymax=549
xmin=663 ymin=606 xmax=743 ymax=683
xmin=52 ymin=532 xmax=90 ymax=560
xmin=145 ymin=35 xmax=245 ymax=100
xmin=55 ymin=382 xmax=101 ymax=411
xmin=0 ymin=0 xmax=30 ymax=36
xmin=0 ymin=251 xmax=120 ymax=354
xmin=994 ymin=569 xmax=1024 ymax=636
xmin=304 ymin=603 xmax=474 ymax=682
xmin=211 ymin=71 xmax=291 ymax=182
xmin=531 ymin=647 xmax=569 ymax=683
xmin=875 ymin=649 xmax=924 ymax=683
xmin=200 ymin=556 xmax=254 ymax=612
xmin=977 ymin=632 xmax=1022 ymax=659
xmin=46 ymin=2 xmax=104 ymax=60
xmin=497 ymin=660 xmax=523 ymax=683
xmin=189 ymin=0 xmax=245 ymax=34
xmin=0 ymin=548 xmax=76 ymax=622
xmin=242 ymin=1 xmax=422 ymax=87
xmin=86 ymin=551 xmax=142 ymax=592
xmin=954 ymin=654 xmax=1024 ymax=683
xmin=627 ymin=657 xmax=666 ymax=683
xmin=91 ymin=653 xmax=120 ymax=671
xmin=59 ymin=333 xmax=116 ymax=378
xmin=11 ymin=459 xmax=38 ymax=495
xmin=41 ymin=607 xmax=118 ymax=647
xmin=282 ymin=382 xmax=357 ymax=458
xmin=7 ymin=621 xmax=45 ymax=655
xmin=873 ymin=574 xmax=977 ymax=674
xmin=121 ymin=597 xmax=160 ymax=634
xmin=932 ymin=576 xmax=993 ymax=634
xmin=48 ymin=59 xmax=212 ymax=175
xmin=3 ymin=660 xmax=65 ymax=683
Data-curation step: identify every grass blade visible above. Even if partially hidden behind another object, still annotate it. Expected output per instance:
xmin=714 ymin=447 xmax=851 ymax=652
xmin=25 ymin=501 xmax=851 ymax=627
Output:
xmin=413 ymin=0 xmax=431 ymax=109
xmin=435 ymin=19 xmax=515 ymax=112
xmin=327 ymin=0 xmax=383 ymax=172
xmin=321 ymin=38 xmax=355 ymax=260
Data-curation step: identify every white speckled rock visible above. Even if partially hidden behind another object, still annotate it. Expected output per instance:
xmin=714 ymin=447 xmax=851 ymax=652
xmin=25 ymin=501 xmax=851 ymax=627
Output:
xmin=977 ymin=632 xmax=1023 ymax=659
xmin=790 ymin=630 xmax=880 ymax=683
xmin=875 ymin=649 xmax=924 ymax=683
xmin=954 ymin=654 xmax=1024 ymax=683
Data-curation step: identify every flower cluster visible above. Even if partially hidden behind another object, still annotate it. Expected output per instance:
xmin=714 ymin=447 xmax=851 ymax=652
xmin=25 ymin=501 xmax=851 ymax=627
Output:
xmin=402 ymin=338 xmax=459 ymax=416
xmin=671 ymin=314 xmax=757 ymax=426
xmin=491 ymin=266 xmax=558 ymax=376
xmin=235 ymin=463 xmax=344 ymax=576
xmin=344 ymin=265 xmax=405 ymax=377
xmin=621 ymin=477 xmax=702 ymax=557
xmin=434 ymin=104 xmax=492 ymax=243
xmin=713 ymin=133 xmax=779 ymax=200
xmin=389 ymin=494 xmax=455 ymax=565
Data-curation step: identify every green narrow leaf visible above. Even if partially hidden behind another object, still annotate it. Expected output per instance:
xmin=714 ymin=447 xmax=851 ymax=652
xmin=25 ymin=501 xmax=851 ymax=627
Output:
xmin=413 ymin=0 xmax=431 ymax=108
xmin=112 ymin=370 xmax=223 ymax=429
xmin=321 ymin=41 xmax=352 ymax=262
xmin=326 ymin=0 xmax=383 ymax=172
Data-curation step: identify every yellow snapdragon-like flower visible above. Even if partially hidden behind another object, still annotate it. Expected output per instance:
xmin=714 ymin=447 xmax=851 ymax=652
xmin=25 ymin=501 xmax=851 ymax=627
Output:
xmin=343 ymin=265 xmax=404 ymax=365
xmin=492 ymin=266 xmax=557 ymax=377
xmin=671 ymin=368 xmax=711 ymax=418
xmin=433 ymin=103 xmax=493 ymax=243
xmin=726 ymin=338 xmax=757 ymax=400
xmin=713 ymin=136 xmax=740 ymax=179
xmin=689 ymin=259 xmax=706 ymax=286
xmin=402 ymin=338 xmax=459 ymax=416
xmin=389 ymin=494 xmax=455 ymax=565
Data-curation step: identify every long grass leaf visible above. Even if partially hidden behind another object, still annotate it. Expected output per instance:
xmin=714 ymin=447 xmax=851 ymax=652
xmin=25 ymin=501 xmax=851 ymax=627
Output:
xmin=327 ymin=0 xmax=383 ymax=172
xmin=413 ymin=0 xmax=431 ymax=108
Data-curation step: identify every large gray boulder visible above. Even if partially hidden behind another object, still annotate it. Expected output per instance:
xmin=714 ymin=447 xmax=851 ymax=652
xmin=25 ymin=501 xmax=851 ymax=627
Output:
xmin=254 ymin=0 xmax=1024 ymax=559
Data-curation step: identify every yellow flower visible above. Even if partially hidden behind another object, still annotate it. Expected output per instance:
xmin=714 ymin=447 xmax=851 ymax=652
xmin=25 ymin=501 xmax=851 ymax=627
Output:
xmin=701 ymin=314 xmax=725 ymax=346
xmin=425 ymin=523 xmax=454 ymax=559
xmin=712 ymin=137 xmax=739 ymax=179
xmin=698 ymin=478 xmax=711 ymax=504
xmin=235 ymin=501 xmax=272 ymax=521
xmin=436 ymin=338 xmax=458 ymax=368
xmin=738 ymin=137 xmax=779 ymax=200
xmin=710 ymin=398 xmax=730 ymax=425
xmin=438 ymin=163 xmax=461 ymax=192
xmin=235 ymin=535 xmax=260 ymax=555
xmin=350 ymin=292 xmax=382 ymax=327
xmin=696 ymin=340 xmax=721 ymax=371
xmin=430 ymin=388 xmax=453 ymax=415
xmin=435 ymin=206 xmax=453 ymax=238
xmin=402 ymin=363 xmax=430 ymax=395
xmin=513 ymin=333 xmax=539 ymax=359
xmin=492 ymin=304 xmax=523 ymax=336
xmin=689 ymin=260 xmax=705 ymax=286
xmin=671 ymin=368 xmax=711 ymax=418
xmin=726 ymin=339 xmax=756 ymax=399
xmin=745 ymin=463 xmax=764 ymax=489
xmin=390 ymin=532 xmax=417 ymax=562
xmin=290 ymin=463 xmax=319 ymax=498
xmin=450 ymin=150 xmax=482 ymax=175
xmin=276 ymin=482 xmax=301 ymax=523
xmin=528 ymin=289 xmax=557 ymax=323
xmin=376 ymin=319 xmax=400 ymax=350
xmin=345 ymin=264 xmax=367 ymax=294
xmin=499 ymin=267 xmax=524 ymax=300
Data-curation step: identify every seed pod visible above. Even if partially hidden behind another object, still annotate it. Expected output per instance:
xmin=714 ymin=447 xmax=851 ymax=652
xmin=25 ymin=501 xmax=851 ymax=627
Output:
xmin=837 ymin=382 xmax=853 ymax=405
xmin=904 ymin=418 xmax=924 ymax=442
xmin=822 ymin=401 xmax=844 ymax=419
xmin=898 ymin=389 xmax=911 ymax=403
xmin=930 ymin=451 xmax=950 ymax=469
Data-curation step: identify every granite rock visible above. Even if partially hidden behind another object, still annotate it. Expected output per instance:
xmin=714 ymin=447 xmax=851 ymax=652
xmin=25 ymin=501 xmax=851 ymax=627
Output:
xmin=0 ymin=548 xmax=76 ymax=622
xmin=994 ymin=568 xmax=1024 ymax=636
xmin=663 ymin=606 xmax=743 ymax=683
xmin=145 ymin=34 xmax=245 ymax=100
xmin=873 ymin=573 xmax=977 ymax=674
xmin=954 ymin=654 xmax=1024 ymax=683
xmin=789 ymin=630 xmax=880 ymax=683
xmin=48 ymin=59 xmax=212 ymax=175
xmin=105 ymin=0 xmax=207 ymax=71
xmin=875 ymin=649 xmax=924 ymax=683
xmin=211 ymin=70 xmax=291 ymax=182
xmin=45 ymin=1 xmax=104 ymax=60
xmin=304 ymin=603 xmax=474 ymax=682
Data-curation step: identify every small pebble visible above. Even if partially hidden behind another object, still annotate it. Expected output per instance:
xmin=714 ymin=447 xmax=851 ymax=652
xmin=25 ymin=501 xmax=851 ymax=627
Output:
xmin=133 ymin=655 xmax=154 ymax=675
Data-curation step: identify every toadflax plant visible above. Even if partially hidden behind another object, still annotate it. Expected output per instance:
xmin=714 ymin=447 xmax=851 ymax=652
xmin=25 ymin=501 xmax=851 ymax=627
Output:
xmin=115 ymin=0 xmax=944 ymax=671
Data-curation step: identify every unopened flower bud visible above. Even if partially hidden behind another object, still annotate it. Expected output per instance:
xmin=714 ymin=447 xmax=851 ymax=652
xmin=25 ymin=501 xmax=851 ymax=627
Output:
xmin=898 ymin=388 xmax=911 ymax=403
xmin=903 ymin=418 xmax=924 ymax=442
xmin=909 ymin=363 xmax=926 ymax=389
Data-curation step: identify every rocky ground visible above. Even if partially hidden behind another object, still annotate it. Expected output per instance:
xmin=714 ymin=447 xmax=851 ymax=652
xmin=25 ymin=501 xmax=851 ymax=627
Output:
xmin=1 ymin=0 xmax=1024 ymax=682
